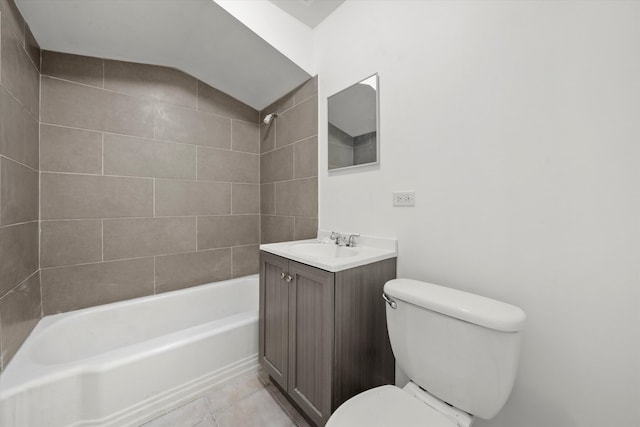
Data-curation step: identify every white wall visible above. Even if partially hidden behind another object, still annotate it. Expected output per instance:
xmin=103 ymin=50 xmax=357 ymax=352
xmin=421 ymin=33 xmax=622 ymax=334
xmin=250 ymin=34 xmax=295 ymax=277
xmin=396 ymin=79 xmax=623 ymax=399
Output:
xmin=214 ymin=0 xmax=316 ymax=75
xmin=314 ymin=1 xmax=640 ymax=426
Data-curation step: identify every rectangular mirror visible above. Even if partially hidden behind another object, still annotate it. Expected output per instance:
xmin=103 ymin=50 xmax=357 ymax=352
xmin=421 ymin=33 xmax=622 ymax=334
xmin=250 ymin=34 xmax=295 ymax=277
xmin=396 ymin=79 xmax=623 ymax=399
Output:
xmin=328 ymin=73 xmax=379 ymax=171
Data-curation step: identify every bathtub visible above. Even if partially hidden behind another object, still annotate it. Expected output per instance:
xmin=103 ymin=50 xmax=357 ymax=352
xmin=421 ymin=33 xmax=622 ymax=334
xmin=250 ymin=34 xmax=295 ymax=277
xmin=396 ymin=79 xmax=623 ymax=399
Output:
xmin=0 ymin=274 xmax=259 ymax=427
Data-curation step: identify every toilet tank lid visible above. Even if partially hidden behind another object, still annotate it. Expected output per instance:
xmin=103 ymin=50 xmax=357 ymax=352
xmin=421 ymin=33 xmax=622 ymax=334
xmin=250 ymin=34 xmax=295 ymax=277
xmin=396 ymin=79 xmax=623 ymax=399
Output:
xmin=384 ymin=279 xmax=526 ymax=332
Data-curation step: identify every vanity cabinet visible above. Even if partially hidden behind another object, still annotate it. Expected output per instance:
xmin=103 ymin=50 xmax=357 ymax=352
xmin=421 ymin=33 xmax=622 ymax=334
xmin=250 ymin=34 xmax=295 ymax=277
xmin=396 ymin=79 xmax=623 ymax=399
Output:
xmin=259 ymin=251 xmax=396 ymax=426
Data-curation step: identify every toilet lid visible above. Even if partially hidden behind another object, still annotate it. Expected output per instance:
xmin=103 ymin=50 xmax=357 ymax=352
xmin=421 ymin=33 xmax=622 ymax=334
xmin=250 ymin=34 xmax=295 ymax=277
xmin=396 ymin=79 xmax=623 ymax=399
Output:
xmin=326 ymin=385 xmax=457 ymax=427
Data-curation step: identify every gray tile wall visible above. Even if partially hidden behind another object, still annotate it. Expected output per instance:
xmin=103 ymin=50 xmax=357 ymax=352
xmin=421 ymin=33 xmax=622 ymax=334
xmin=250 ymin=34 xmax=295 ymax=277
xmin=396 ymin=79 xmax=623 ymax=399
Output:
xmin=260 ymin=77 xmax=318 ymax=243
xmin=0 ymin=5 xmax=319 ymax=370
xmin=39 ymin=51 xmax=261 ymax=315
xmin=0 ymin=0 xmax=41 ymax=370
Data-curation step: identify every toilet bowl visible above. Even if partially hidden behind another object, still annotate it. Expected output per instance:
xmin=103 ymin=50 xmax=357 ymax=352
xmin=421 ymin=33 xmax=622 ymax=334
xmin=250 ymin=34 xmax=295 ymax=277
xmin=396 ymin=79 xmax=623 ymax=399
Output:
xmin=327 ymin=278 xmax=526 ymax=426
xmin=327 ymin=382 xmax=472 ymax=427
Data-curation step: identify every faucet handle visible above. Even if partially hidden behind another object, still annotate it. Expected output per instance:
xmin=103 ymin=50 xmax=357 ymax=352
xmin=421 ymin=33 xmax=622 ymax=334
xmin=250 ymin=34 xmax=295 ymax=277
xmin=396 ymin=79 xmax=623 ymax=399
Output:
xmin=330 ymin=231 xmax=340 ymax=244
xmin=347 ymin=234 xmax=360 ymax=247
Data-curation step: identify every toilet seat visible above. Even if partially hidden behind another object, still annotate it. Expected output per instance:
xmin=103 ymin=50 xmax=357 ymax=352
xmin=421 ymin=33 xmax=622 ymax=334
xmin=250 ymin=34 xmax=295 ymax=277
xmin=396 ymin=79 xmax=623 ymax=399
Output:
xmin=326 ymin=385 xmax=458 ymax=427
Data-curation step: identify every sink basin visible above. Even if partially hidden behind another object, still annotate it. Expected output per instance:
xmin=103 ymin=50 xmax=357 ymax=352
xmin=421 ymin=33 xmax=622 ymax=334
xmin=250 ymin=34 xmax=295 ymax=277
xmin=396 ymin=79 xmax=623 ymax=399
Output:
xmin=260 ymin=232 xmax=397 ymax=272
xmin=288 ymin=242 xmax=358 ymax=259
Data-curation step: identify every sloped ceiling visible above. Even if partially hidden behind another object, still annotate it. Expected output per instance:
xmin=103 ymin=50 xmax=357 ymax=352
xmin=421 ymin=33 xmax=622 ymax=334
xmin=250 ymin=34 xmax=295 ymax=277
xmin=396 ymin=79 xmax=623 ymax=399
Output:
xmin=15 ymin=0 xmax=311 ymax=110
xmin=329 ymin=83 xmax=377 ymax=137
xmin=268 ymin=0 xmax=345 ymax=28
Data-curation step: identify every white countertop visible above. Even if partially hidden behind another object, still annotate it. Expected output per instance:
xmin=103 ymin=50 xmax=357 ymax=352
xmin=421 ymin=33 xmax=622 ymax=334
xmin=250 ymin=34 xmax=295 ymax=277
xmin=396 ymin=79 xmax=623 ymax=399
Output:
xmin=259 ymin=231 xmax=397 ymax=272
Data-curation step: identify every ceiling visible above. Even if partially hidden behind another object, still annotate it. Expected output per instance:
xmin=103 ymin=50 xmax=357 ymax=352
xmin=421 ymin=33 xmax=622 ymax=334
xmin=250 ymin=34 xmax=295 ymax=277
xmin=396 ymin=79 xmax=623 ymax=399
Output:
xmin=15 ymin=0 xmax=315 ymax=110
xmin=268 ymin=0 xmax=345 ymax=28
xmin=328 ymin=79 xmax=377 ymax=137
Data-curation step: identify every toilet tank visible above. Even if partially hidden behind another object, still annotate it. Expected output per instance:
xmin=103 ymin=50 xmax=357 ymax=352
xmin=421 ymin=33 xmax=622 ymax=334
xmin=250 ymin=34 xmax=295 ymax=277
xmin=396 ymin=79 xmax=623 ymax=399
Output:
xmin=383 ymin=279 xmax=526 ymax=420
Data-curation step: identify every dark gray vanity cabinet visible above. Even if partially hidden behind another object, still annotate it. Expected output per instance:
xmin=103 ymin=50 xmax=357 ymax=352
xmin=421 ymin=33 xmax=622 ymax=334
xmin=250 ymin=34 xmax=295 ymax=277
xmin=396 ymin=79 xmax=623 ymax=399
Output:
xmin=259 ymin=251 xmax=396 ymax=426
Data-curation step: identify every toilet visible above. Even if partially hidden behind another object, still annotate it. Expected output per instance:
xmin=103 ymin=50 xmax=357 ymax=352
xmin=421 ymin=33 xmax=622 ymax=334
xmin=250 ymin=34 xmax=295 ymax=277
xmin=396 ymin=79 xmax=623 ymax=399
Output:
xmin=327 ymin=278 xmax=526 ymax=427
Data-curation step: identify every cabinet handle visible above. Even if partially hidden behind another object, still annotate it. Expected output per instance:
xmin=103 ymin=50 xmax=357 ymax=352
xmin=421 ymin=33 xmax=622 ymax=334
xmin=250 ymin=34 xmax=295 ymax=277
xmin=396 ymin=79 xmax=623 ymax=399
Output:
xmin=285 ymin=274 xmax=293 ymax=283
xmin=280 ymin=272 xmax=286 ymax=279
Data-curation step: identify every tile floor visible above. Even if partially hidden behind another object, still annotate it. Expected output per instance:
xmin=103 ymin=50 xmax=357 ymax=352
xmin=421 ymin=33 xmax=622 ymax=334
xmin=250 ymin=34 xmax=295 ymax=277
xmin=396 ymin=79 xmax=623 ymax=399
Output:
xmin=140 ymin=368 xmax=311 ymax=427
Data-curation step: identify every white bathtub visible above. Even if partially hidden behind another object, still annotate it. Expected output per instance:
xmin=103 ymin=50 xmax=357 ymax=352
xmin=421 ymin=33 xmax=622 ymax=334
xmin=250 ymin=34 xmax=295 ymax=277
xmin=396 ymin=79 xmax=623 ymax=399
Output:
xmin=0 ymin=274 xmax=259 ymax=427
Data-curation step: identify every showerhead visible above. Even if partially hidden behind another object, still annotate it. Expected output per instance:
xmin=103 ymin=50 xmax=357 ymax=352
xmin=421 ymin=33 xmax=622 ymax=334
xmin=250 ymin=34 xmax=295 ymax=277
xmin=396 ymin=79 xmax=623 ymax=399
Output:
xmin=263 ymin=113 xmax=277 ymax=125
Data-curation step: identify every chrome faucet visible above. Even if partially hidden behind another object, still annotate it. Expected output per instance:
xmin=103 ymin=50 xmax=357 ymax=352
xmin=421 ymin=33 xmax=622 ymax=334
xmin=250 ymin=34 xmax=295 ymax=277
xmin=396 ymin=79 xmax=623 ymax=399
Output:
xmin=330 ymin=231 xmax=347 ymax=246
xmin=330 ymin=232 xmax=359 ymax=247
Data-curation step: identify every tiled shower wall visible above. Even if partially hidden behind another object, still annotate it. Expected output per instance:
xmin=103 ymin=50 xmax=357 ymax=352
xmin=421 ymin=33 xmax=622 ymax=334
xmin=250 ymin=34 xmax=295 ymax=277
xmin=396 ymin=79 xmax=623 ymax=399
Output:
xmin=328 ymin=123 xmax=376 ymax=169
xmin=0 ymin=0 xmax=41 ymax=370
xmin=0 ymin=5 xmax=319 ymax=369
xmin=39 ymin=51 xmax=262 ymax=315
xmin=260 ymin=77 xmax=318 ymax=243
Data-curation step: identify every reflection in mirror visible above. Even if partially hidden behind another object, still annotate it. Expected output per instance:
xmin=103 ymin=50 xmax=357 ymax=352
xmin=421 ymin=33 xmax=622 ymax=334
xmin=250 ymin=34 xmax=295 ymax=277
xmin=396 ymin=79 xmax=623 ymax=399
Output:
xmin=328 ymin=74 xmax=378 ymax=170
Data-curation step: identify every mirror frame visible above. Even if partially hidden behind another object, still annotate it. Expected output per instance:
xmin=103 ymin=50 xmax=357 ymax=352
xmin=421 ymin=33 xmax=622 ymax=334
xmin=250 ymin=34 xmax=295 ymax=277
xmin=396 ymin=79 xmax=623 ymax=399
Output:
xmin=327 ymin=73 xmax=380 ymax=172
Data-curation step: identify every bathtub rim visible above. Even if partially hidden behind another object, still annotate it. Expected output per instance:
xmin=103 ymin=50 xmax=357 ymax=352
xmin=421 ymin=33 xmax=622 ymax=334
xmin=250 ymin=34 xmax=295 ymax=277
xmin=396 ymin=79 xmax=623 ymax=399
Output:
xmin=36 ymin=273 xmax=259 ymax=330
xmin=0 ymin=310 xmax=258 ymax=398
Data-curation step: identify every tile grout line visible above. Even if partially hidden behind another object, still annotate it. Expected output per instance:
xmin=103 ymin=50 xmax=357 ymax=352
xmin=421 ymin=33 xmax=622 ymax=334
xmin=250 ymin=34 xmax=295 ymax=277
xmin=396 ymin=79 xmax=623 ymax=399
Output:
xmin=39 ymin=54 xmax=44 ymax=320
xmin=101 ymin=133 xmax=104 ymax=175
xmin=292 ymin=137 xmax=297 ymax=180
xmin=273 ymin=118 xmax=277 ymax=221
xmin=0 ymin=219 xmax=39 ymax=228
xmin=40 ymin=213 xmax=260 ymax=223
xmin=40 ymin=169 xmax=261 ymax=185
xmin=275 ymin=93 xmax=316 ymax=118
xmin=0 ymin=153 xmax=40 ymax=174
xmin=274 ymin=119 xmax=278 ymax=158
xmin=39 ymin=122 xmax=260 ymax=155
xmin=292 ymin=93 xmax=317 ymax=110
xmin=39 ymin=243 xmax=259 ymax=272
xmin=0 ymin=58 xmax=38 ymax=119
xmin=258 ymin=120 xmax=262 ymax=245
xmin=273 ymin=182 xmax=278 ymax=216
xmin=41 ymin=75 xmax=256 ymax=123
xmin=0 ymin=270 xmax=41 ymax=303
xmin=263 ymin=133 xmax=318 ymax=156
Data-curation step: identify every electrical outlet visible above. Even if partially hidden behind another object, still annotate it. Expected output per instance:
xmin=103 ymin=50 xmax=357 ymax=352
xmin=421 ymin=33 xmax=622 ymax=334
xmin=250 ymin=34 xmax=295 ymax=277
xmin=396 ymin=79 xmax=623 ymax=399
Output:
xmin=393 ymin=191 xmax=416 ymax=207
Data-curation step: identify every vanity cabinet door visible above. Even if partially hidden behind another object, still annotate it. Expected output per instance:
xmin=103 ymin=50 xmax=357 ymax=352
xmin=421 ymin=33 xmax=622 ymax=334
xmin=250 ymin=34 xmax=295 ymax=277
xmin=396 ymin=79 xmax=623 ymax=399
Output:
xmin=259 ymin=252 xmax=290 ymax=391
xmin=260 ymin=250 xmax=395 ymax=426
xmin=287 ymin=261 xmax=334 ymax=426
